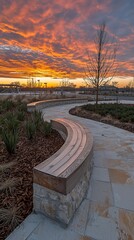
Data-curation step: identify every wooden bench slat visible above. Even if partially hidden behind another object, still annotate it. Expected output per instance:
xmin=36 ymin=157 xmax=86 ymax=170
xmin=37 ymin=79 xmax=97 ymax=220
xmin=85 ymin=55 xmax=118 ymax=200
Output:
xmin=59 ymin=131 xmax=92 ymax=178
xmin=52 ymin=122 xmax=87 ymax=176
xmin=47 ymin=121 xmax=83 ymax=175
xmin=34 ymin=122 xmax=72 ymax=170
xmin=41 ymin=122 xmax=79 ymax=173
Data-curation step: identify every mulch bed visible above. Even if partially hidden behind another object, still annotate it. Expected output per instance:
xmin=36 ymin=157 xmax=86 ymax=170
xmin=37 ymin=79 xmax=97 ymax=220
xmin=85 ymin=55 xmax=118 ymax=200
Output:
xmin=0 ymin=127 xmax=64 ymax=240
xmin=69 ymin=106 xmax=134 ymax=133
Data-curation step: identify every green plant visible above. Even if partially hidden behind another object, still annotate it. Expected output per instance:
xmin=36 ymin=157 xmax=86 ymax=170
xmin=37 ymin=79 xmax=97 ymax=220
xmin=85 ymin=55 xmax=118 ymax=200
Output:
xmin=25 ymin=120 xmax=36 ymax=140
xmin=17 ymin=102 xmax=27 ymax=112
xmin=16 ymin=111 xmax=25 ymax=121
xmin=32 ymin=110 xmax=43 ymax=130
xmin=3 ymin=112 xmax=19 ymax=132
xmin=1 ymin=128 xmax=18 ymax=154
xmin=82 ymin=103 xmax=134 ymax=123
xmin=1 ymin=100 xmax=15 ymax=112
xmin=41 ymin=121 xmax=52 ymax=137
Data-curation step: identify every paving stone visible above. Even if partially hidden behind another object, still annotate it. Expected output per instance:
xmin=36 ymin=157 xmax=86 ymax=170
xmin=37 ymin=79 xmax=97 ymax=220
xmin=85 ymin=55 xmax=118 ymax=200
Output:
xmin=104 ymin=150 xmax=119 ymax=159
xmin=6 ymin=213 xmax=45 ymax=240
xmin=92 ymin=167 xmax=110 ymax=182
xmin=69 ymin=199 xmax=90 ymax=235
xmin=86 ymin=180 xmax=114 ymax=206
xmin=85 ymin=204 xmax=119 ymax=240
xmin=94 ymin=157 xmax=133 ymax=170
xmin=92 ymin=150 xmax=105 ymax=161
xmin=85 ymin=204 xmax=119 ymax=239
xmin=26 ymin=218 xmax=93 ymax=240
xmin=118 ymin=209 xmax=134 ymax=239
xmin=109 ymin=169 xmax=134 ymax=184
xmin=112 ymin=183 xmax=134 ymax=211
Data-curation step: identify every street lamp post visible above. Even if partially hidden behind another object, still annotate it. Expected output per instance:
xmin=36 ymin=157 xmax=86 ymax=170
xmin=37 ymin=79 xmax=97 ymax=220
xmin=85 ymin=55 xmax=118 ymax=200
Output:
xmin=44 ymin=83 xmax=47 ymax=94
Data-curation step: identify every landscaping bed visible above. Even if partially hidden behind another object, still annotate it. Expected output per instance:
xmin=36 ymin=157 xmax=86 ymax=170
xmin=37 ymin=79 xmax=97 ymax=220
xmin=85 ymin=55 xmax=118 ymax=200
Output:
xmin=70 ymin=103 xmax=134 ymax=133
xmin=0 ymin=100 xmax=64 ymax=240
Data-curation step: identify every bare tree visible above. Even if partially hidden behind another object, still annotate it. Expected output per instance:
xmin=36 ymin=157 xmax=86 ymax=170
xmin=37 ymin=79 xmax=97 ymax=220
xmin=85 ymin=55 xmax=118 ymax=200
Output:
xmin=84 ymin=22 xmax=118 ymax=104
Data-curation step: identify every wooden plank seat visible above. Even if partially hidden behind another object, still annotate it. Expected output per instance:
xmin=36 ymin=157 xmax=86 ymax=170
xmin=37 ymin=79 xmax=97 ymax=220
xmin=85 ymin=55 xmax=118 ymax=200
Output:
xmin=33 ymin=118 xmax=93 ymax=225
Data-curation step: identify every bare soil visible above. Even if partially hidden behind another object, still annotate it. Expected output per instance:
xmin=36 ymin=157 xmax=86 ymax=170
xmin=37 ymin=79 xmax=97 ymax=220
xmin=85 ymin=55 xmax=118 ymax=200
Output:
xmin=0 ymin=126 xmax=64 ymax=239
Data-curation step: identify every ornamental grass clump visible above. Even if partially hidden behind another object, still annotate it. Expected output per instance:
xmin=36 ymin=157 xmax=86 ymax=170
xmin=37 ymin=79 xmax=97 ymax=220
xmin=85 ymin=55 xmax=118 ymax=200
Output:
xmin=25 ymin=120 xmax=36 ymax=140
xmin=32 ymin=110 xmax=43 ymax=130
xmin=41 ymin=121 xmax=52 ymax=137
xmin=0 ymin=100 xmax=15 ymax=112
xmin=17 ymin=102 xmax=27 ymax=112
xmin=1 ymin=113 xmax=19 ymax=154
xmin=16 ymin=111 xmax=25 ymax=121
xmin=1 ymin=129 xmax=18 ymax=154
xmin=3 ymin=112 xmax=19 ymax=132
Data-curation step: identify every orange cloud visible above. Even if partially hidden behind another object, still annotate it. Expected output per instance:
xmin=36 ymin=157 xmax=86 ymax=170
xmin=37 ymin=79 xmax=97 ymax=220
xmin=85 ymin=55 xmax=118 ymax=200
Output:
xmin=0 ymin=0 xmax=133 ymax=87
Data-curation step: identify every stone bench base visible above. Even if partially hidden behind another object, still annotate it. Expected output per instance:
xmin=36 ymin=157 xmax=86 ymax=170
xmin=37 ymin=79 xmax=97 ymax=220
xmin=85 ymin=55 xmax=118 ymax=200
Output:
xmin=33 ymin=157 xmax=93 ymax=225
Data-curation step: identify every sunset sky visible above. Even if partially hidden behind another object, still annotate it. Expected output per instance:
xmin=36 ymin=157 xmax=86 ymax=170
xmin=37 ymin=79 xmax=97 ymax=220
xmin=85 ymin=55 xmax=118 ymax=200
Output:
xmin=0 ymin=0 xmax=134 ymax=87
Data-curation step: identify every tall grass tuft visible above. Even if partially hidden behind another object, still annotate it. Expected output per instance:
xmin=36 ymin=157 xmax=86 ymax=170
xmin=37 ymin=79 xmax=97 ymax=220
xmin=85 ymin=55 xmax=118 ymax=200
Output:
xmin=32 ymin=110 xmax=43 ymax=130
xmin=17 ymin=102 xmax=27 ymax=112
xmin=0 ymin=111 xmax=19 ymax=154
xmin=25 ymin=120 xmax=36 ymax=140
xmin=2 ymin=112 xmax=19 ymax=132
xmin=41 ymin=121 xmax=52 ymax=137
xmin=16 ymin=111 xmax=25 ymax=121
xmin=0 ymin=100 xmax=15 ymax=112
xmin=1 ymin=128 xmax=18 ymax=154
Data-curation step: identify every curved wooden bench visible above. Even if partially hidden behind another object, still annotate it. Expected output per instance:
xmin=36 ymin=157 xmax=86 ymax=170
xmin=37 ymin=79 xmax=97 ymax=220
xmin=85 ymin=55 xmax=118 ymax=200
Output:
xmin=33 ymin=118 xmax=93 ymax=225
xmin=27 ymin=98 xmax=88 ymax=112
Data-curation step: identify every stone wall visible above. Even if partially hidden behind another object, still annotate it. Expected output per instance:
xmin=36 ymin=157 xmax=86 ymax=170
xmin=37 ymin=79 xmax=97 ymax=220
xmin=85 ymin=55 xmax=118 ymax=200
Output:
xmin=33 ymin=157 xmax=93 ymax=225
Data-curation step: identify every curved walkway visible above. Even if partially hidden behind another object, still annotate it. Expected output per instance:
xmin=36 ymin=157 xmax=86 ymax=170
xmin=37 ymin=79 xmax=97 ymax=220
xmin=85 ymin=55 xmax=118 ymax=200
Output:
xmin=7 ymin=102 xmax=134 ymax=240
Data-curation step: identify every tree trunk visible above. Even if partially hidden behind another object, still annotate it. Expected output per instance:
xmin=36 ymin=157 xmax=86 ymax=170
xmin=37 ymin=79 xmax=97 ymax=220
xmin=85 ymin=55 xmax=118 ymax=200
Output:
xmin=96 ymin=84 xmax=99 ymax=105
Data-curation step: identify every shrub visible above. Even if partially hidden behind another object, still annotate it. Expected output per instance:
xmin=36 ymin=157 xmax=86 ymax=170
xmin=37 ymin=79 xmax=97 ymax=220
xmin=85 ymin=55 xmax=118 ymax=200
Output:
xmin=1 ymin=100 xmax=15 ymax=112
xmin=25 ymin=120 xmax=36 ymax=140
xmin=3 ymin=112 xmax=19 ymax=132
xmin=41 ymin=121 xmax=52 ymax=137
xmin=16 ymin=111 xmax=25 ymax=121
xmin=130 ymin=115 xmax=134 ymax=123
xmin=17 ymin=103 xmax=27 ymax=112
xmin=0 ymin=113 xmax=19 ymax=153
xmin=82 ymin=103 xmax=134 ymax=123
xmin=1 ymin=128 xmax=18 ymax=154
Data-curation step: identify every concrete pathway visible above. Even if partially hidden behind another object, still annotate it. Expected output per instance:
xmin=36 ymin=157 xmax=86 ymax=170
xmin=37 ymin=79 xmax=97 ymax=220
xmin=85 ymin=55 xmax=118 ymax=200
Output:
xmin=6 ymin=102 xmax=134 ymax=240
